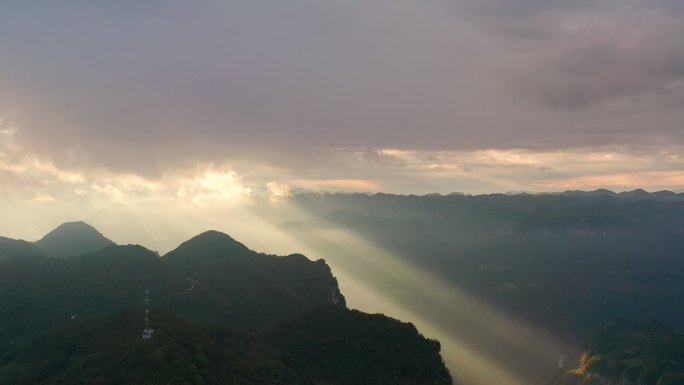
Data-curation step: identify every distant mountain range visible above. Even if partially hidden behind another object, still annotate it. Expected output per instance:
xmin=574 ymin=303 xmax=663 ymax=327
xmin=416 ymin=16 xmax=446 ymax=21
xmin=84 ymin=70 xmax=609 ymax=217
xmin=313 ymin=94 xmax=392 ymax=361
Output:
xmin=0 ymin=222 xmax=451 ymax=385
xmin=426 ymin=189 xmax=684 ymax=202
xmin=292 ymin=191 xmax=684 ymax=331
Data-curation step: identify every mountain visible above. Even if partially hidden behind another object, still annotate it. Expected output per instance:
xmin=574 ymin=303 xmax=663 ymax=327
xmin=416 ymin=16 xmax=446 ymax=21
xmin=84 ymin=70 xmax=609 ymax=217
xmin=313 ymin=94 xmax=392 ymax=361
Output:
xmin=0 ymin=225 xmax=450 ymax=384
xmin=0 ymin=229 xmax=345 ymax=344
xmin=0 ymin=245 xmax=187 ymax=344
xmin=162 ymin=231 xmax=346 ymax=331
xmin=0 ymin=236 xmax=47 ymax=262
xmin=163 ymin=230 xmax=253 ymax=264
xmin=34 ymin=221 xmax=115 ymax=257
xmin=0 ymin=308 xmax=451 ymax=385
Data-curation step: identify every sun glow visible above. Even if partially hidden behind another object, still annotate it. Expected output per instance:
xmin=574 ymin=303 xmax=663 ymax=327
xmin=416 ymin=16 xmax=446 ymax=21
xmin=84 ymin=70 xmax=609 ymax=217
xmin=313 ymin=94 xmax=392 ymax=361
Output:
xmin=176 ymin=170 xmax=252 ymax=205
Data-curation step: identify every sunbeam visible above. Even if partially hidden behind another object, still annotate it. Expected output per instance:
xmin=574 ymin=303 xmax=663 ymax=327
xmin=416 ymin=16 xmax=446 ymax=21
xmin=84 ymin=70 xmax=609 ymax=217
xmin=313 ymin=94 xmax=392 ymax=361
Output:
xmin=248 ymin=201 xmax=576 ymax=385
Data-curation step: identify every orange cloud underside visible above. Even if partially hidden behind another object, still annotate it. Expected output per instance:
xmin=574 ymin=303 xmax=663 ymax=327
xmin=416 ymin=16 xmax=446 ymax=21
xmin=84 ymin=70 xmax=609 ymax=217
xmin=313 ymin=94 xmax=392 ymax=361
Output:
xmin=534 ymin=171 xmax=684 ymax=190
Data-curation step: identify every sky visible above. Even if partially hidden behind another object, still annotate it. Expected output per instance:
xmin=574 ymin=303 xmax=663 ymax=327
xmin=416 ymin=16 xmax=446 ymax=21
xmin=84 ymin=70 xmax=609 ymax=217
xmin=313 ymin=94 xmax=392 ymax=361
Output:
xmin=2 ymin=0 xmax=684 ymax=239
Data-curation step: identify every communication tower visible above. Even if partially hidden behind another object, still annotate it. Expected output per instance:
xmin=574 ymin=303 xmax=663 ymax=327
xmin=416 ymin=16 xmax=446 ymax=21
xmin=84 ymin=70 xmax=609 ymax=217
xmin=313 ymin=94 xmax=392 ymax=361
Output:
xmin=142 ymin=289 xmax=154 ymax=340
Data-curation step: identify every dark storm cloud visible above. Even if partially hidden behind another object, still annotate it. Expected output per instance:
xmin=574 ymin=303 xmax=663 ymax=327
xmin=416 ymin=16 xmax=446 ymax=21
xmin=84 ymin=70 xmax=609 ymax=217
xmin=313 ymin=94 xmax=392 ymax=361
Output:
xmin=453 ymin=0 xmax=684 ymax=108
xmin=1 ymin=0 xmax=683 ymax=175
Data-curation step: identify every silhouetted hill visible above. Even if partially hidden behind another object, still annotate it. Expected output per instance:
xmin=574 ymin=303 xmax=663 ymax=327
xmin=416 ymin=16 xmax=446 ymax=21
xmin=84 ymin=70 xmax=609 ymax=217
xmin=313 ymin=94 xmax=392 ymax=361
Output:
xmin=0 ymin=236 xmax=47 ymax=262
xmin=0 ymin=229 xmax=345 ymax=343
xmin=0 ymin=223 xmax=452 ymax=383
xmin=0 ymin=245 xmax=186 ymax=344
xmin=0 ymin=308 xmax=450 ymax=385
xmin=162 ymin=231 xmax=345 ymax=330
xmin=34 ymin=221 xmax=115 ymax=257
xmin=163 ymin=230 xmax=254 ymax=265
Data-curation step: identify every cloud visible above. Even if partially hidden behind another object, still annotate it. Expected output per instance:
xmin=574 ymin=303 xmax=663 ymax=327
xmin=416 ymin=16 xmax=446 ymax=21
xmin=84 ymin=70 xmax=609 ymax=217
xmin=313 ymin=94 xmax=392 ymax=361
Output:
xmin=0 ymin=1 xmax=682 ymax=179
xmin=288 ymin=179 xmax=382 ymax=192
xmin=362 ymin=148 xmax=407 ymax=167
xmin=308 ymin=146 xmax=684 ymax=193
xmin=452 ymin=0 xmax=684 ymax=108
xmin=177 ymin=170 xmax=252 ymax=205
xmin=266 ymin=181 xmax=292 ymax=203
xmin=533 ymin=171 xmax=684 ymax=191
xmin=32 ymin=193 xmax=57 ymax=203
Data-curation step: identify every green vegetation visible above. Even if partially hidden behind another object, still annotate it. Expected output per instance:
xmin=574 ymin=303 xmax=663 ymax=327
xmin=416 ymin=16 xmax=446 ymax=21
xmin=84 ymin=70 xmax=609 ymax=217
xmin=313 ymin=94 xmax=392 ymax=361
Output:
xmin=162 ymin=231 xmax=346 ymax=330
xmin=0 ymin=308 xmax=451 ymax=385
xmin=0 ymin=246 xmax=187 ymax=342
xmin=559 ymin=319 xmax=684 ymax=385
xmin=0 ymin=225 xmax=448 ymax=384
xmin=0 ymin=311 xmax=294 ymax=385
xmin=0 ymin=231 xmax=345 ymax=345
xmin=264 ymin=306 xmax=452 ymax=385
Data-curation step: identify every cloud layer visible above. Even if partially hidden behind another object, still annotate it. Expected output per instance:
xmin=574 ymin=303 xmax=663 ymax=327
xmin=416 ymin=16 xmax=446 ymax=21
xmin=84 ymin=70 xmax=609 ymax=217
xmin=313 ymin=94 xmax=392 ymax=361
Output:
xmin=0 ymin=0 xmax=683 ymax=195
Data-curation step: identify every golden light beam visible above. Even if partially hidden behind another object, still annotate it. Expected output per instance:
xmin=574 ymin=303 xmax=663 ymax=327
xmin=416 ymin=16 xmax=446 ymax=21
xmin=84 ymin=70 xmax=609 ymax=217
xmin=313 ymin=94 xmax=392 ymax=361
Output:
xmin=248 ymin=202 xmax=574 ymax=385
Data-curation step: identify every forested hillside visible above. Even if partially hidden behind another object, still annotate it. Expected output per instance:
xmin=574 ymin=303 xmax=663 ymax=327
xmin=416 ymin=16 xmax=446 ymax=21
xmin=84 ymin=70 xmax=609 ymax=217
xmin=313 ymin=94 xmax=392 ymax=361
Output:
xmin=0 ymin=223 xmax=450 ymax=385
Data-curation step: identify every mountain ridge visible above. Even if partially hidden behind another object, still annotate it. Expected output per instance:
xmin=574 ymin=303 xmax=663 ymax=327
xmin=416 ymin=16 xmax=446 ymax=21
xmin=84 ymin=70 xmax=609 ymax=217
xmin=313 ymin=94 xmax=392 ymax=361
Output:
xmin=0 ymin=236 xmax=47 ymax=262
xmin=0 ymin=224 xmax=449 ymax=384
xmin=0 ymin=226 xmax=346 ymax=343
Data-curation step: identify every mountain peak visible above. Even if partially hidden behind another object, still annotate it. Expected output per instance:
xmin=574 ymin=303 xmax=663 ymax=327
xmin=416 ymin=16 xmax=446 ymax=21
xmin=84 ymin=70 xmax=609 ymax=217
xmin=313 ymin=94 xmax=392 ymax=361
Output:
xmin=52 ymin=221 xmax=94 ymax=231
xmin=162 ymin=230 xmax=252 ymax=261
xmin=195 ymin=230 xmax=241 ymax=241
xmin=619 ymin=188 xmax=649 ymax=196
xmin=34 ymin=221 xmax=115 ymax=257
xmin=190 ymin=230 xmax=251 ymax=251
xmin=589 ymin=189 xmax=617 ymax=196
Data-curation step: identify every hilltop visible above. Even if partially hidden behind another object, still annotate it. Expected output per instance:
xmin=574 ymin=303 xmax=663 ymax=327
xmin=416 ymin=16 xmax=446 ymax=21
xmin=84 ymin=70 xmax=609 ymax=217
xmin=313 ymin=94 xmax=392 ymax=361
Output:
xmin=34 ymin=221 xmax=115 ymax=257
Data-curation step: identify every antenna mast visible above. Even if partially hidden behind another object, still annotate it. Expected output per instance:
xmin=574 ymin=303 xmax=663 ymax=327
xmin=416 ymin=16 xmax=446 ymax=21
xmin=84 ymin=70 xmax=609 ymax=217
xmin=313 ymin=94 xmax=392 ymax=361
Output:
xmin=142 ymin=289 xmax=154 ymax=340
